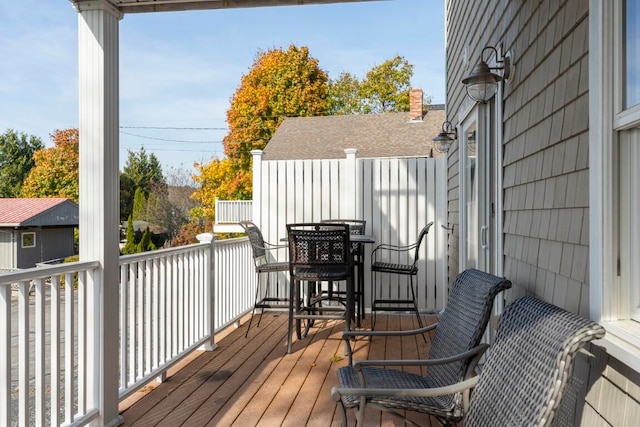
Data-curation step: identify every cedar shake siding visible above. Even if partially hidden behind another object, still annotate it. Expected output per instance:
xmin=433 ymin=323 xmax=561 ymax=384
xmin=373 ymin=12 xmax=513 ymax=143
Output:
xmin=446 ymin=0 xmax=639 ymax=424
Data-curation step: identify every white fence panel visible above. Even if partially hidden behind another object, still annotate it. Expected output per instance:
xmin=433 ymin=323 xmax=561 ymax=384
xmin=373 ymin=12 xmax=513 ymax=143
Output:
xmin=252 ymin=150 xmax=448 ymax=312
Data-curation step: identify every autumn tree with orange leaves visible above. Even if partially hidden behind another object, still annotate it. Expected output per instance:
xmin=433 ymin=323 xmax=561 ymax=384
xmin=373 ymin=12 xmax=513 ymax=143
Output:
xmin=22 ymin=128 xmax=79 ymax=202
xmin=191 ymin=45 xmax=329 ymax=216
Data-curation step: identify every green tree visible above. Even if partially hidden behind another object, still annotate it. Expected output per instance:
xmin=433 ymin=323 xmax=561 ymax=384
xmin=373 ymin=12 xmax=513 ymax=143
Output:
xmin=22 ymin=128 xmax=79 ymax=202
xmin=120 ymin=147 xmax=166 ymax=221
xmin=121 ymin=147 xmax=166 ymax=197
xmin=137 ymin=226 xmax=157 ymax=252
xmin=327 ymin=72 xmax=362 ymax=115
xmin=327 ymin=56 xmax=418 ymax=115
xmin=120 ymin=173 xmax=136 ymax=223
xmin=0 ymin=129 xmax=44 ymax=197
xmin=360 ymin=56 xmax=414 ymax=113
xmin=122 ymin=215 xmax=137 ymax=255
xmin=132 ymin=187 xmax=146 ymax=221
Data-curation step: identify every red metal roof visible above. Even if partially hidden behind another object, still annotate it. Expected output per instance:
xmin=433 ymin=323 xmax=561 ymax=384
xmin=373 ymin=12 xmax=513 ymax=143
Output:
xmin=0 ymin=198 xmax=70 ymax=225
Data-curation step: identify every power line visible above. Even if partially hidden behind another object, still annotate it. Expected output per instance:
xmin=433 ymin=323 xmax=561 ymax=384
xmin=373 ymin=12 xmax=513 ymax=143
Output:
xmin=120 ymin=130 xmax=224 ymax=144
xmin=120 ymin=126 xmax=228 ymax=130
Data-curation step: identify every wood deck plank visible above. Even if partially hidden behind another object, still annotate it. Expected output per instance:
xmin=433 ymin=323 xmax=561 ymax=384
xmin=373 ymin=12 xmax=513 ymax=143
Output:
xmin=124 ymin=313 xmax=284 ymax=426
xmin=289 ymin=322 xmax=346 ymax=427
xmin=176 ymin=315 xmax=292 ymax=426
xmin=120 ymin=313 xmax=453 ymax=427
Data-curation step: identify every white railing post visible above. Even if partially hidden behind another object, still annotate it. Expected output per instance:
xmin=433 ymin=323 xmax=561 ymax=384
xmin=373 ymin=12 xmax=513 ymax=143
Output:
xmin=251 ymin=150 xmax=264 ymax=225
xmin=197 ymin=233 xmax=218 ymax=351
xmin=0 ymin=285 xmax=9 ymax=427
xmin=344 ymin=148 xmax=358 ymax=219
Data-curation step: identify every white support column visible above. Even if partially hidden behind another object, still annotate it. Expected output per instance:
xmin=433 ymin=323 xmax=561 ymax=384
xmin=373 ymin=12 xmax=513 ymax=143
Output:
xmin=251 ymin=150 xmax=264 ymax=226
xmin=343 ymin=149 xmax=358 ymax=219
xmin=75 ymin=1 xmax=122 ymax=425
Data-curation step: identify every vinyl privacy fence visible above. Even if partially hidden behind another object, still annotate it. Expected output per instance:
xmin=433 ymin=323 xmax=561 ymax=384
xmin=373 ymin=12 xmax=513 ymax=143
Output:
xmin=251 ymin=149 xmax=449 ymax=313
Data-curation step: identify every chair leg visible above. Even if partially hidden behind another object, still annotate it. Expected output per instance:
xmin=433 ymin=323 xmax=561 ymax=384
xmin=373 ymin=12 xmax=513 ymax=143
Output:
xmin=256 ymin=272 xmax=270 ymax=328
xmin=409 ymin=276 xmax=426 ymax=342
xmin=336 ymin=400 xmax=349 ymax=427
xmin=287 ymin=279 xmax=296 ymax=354
xmin=357 ymin=258 xmax=365 ymax=325
xmin=244 ymin=272 xmax=262 ymax=338
xmin=371 ymin=271 xmax=378 ymax=330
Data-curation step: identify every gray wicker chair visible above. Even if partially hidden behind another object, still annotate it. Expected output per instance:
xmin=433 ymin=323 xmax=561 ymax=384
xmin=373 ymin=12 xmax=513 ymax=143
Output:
xmin=335 ymin=268 xmax=511 ymax=426
xmin=287 ymin=223 xmax=353 ymax=354
xmin=239 ymin=221 xmax=289 ymax=338
xmin=332 ymin=295 xmax=606 ymax=427
xmin=370 ymin=222 xmax=434 ymax=330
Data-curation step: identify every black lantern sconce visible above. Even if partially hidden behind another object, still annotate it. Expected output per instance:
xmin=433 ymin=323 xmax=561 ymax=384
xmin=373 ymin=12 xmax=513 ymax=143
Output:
xmin=461 ymin=45 xmax=511 ymax=103
xmin=432 ymin=121 xmax=457 ymax=153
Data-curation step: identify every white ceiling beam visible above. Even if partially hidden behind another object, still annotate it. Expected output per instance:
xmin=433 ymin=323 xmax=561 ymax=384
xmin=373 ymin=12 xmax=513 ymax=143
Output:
xmin=72 ymin=0 xmax=384 ymax=15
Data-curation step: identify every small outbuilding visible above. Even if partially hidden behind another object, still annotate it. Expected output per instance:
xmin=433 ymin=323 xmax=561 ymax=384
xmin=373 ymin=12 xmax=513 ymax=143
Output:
xmin=0 ymin=198 xmax=79 ymax=269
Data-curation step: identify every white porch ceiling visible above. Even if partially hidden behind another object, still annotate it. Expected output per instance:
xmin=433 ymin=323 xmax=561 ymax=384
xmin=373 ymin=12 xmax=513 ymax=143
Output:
xmin=71 ymin=0 xmax=383 ymax=14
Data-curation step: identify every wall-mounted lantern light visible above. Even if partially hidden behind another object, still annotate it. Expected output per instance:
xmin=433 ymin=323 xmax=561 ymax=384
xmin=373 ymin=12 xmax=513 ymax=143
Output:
xmin=432 ymin=121 xmax=457 ymax=153
xmin=461 ymin=45 xmax=511 ymax=103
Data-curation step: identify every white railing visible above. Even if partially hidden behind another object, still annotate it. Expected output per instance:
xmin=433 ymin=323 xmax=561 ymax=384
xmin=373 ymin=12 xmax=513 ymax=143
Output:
xmin=212 ymin=237 xmax=256 ymax=331
xmin=1 ymin=235 xmax=256 ymax=426
xmin=0 ymin=261 xmax=101 ymax=427
xmin=214 ymin=198 xmax=253 ymax=224
xmin=118 ymin=240 xmax=214 ymax=399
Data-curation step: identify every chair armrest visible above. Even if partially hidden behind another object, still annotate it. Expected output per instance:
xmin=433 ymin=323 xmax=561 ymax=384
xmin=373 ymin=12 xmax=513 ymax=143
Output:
xmin=372 ymin=243 xmax=416 ymax=252
xmin=331 ymin=376 xmax=479 ymax=401
xmin=352 ymin=344 xmax=489 ymax=370
xmin=343 ymin=323 xmax=438 ymax=340
xmin=263 ymin=241 xmax=288 ymax=250
xmin=372 ymin=243 xmax=417 ymax=255
xmin=371 ymin=242 xmax=419 ymax=263
xmin=342 ymin=323 xmax=439 ymax=365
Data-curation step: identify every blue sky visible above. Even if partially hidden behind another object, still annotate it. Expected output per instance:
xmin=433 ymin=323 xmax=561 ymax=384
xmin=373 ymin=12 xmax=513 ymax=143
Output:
xmin=0 ymin=0 xmax=445 ymax=175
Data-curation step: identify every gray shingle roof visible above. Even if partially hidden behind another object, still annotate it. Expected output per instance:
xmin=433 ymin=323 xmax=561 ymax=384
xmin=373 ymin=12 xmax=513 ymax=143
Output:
xmin=262 ymin=109 xmax=445 ymax=160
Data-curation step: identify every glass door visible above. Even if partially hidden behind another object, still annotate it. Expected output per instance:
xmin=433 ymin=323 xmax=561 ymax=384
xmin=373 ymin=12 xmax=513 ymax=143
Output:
xmin=459 ymin=108 xmax=481 ymax=270
xmin=460 ymin=105 xmax=498 ymax=274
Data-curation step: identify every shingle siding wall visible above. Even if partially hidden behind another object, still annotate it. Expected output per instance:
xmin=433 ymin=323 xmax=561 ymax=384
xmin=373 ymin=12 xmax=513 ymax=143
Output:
xmin=446 ymin=0 xmax=639 ymax=424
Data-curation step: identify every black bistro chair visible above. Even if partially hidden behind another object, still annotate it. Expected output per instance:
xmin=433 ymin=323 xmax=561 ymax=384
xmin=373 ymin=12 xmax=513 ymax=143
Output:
xmin=286 ymin=223 xmax=353 ymax=354
xmin=239 ymin=221 xmax=289 ymax=338
xmin=370 ymin=222 xmax=434 ymax=330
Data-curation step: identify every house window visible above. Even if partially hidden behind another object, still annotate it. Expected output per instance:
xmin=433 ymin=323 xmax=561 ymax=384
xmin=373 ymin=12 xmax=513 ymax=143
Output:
xmin=21 ymin=232 xmax=36 ymax=248
xmin=625 ymin=0 xmax=640 ymax=108
xmin=591 ymin=0 xmax=640 ymax=371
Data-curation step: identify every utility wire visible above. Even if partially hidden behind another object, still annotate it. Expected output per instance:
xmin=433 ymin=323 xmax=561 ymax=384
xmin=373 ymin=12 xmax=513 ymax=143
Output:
xmin=120 ymin=126 xmax=228 ymax=130
xmin=120 ymin=130 xmax=224 ymax=144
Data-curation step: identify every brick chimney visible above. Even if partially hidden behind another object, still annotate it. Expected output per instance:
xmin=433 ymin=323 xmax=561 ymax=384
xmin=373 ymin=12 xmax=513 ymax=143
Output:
xmin=409 ymin=88 xmax=423 ymax=120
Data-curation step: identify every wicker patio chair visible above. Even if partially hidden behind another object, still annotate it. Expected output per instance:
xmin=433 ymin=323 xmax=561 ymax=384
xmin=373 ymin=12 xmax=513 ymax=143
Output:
xmin=334 ymin=268 xmax=510 ymax=425
xmin=332 ymin=295 xmax=606 ymax=427
xmin=239 ymin=221 xmax=289 ymax=338
xmin=370 ymin=222 xmax=434 ymax=331
xmin=320 ymin=219 xmax=367 ymax=326
xmin=286 ymin=223 xmax=353 ymax=354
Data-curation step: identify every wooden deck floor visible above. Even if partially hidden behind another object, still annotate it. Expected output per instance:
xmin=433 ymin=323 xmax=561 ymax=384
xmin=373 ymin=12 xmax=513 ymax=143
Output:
xmin=119 ymin=312 xmax=451 ymax=427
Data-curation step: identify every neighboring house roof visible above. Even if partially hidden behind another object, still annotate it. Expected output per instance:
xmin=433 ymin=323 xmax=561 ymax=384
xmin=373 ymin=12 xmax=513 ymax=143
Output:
xmin=262 ymin=108 xmax=446 ymax=160
xmin=0 ymin=198 xmax=79 ymax=227
xmin=126 ymin=220 xmax=168 ymax=235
